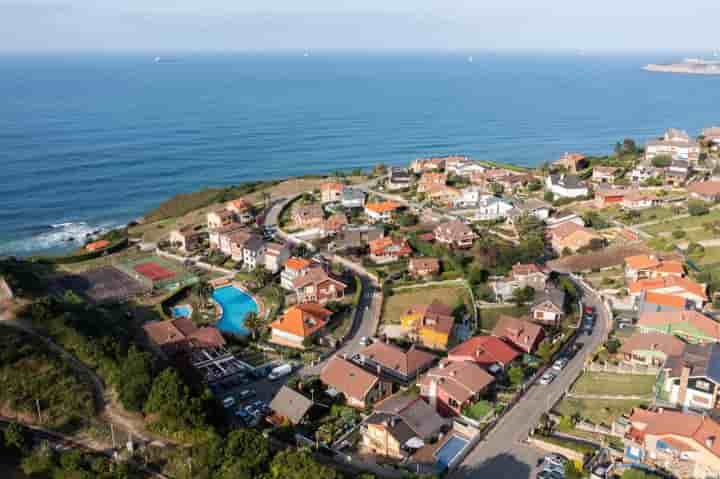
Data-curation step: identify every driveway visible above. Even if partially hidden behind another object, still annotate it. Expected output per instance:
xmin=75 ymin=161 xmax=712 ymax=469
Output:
xmin=450 ymin=281 xmax=611 ymax=479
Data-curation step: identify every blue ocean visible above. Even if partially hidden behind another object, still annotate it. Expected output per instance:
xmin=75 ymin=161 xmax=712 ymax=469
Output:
xmin=1 ymin=52 xmax=718 ymax=256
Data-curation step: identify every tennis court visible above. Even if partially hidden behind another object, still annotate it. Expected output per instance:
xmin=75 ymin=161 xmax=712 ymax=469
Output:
xmin=116 ymin=255 xmax=199 ymax=291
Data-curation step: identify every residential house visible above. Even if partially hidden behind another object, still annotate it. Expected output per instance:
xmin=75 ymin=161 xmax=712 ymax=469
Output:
xmin=546 ymin=213 xmax=585 ymax=229
xmin=545 ymin=174 xmax=589 ymax=199
xmin=470 ymin=168 xmax=512 ymax=188
xmin=592 ymin=166 xmax=619 ymax=184
xmin=474 ymin=196 xmax=514 ymax=221
xmin=496 ymin=173 xmax=534 ymax=192
xmin=292 ymin=203 xmax=324 ymax=228
xmin=637 ymin=310 xmax=720 ymax=344
xmin=447 ymin=335 xmax=521 ymax=374
xmin=169 ymin=226 xmax=205 ymax=252
xmin=408 ymin=257 xmax=440 ymax=279
xmin=341 ymin=187 xmax=366 ymax=208
xmin=417 ymin=360 xmax=495 ymax=416
xmin=645 ymin=128 xmax=700 ymax=163
xmin=292 ymin=267 xmax=346 ymax=304
xmin=434 ymin=220 xmax=476 ymax=249
xmin=320 ymin=182 xmax=344 ymax=204
xmin=511 ymin=263 xmax=548 ymax=290
xmin=530 ymin=288 xmax=566 ymax=325
xmin=688 ymin=181 xmax=720 ymax=203
xmin=368 ymin=237 xmax=412 ymax=264
xmin=595 ymin=187 xmax=627 ymax=208
xmin=554 ymin=152 xmax=589 ymax=173
xmin=280 ymin=257 xmax=313 ymax=290
xmin=143 ymin=318 xmax=225 ymax=356
xmin=387 ymin=167 xmax=413 ymax=191
xmin=327 ymin=225 xmax=384 ymax=253
xmin=320 ymin=357 xmax=393 ymax=409
xmin=548 ymin=221 xmax=603 ymax=253
xmin=411 ymin=157 xmax=446 ymax=174
xmin=208 ymin=222 xmax=244 ymax=253
xmin=226 ymin=198 xmax=254 ymax=224
xmin=363 ymin=393 xmax=447 ymax=460
xmin=425 ymin=184 xmax=461 ymax=206
xmin=491 ymin=315 xmax=545 ymax=354
xmin=630 ymin=165 xmax=659 ymax=185
xmin=417 ymin=172 xmax=448 ymax=194
xmin=622 ymin=191 xmax=659 ymax=210
xmin=321 ymin=213 xmax=348 ymax=238
xmin=506 ymin=198 xmax=552 ymax=225
xmin=365 ymin=201 xmax=402 ymax=223
xmin=269 ymin=386 xmax=314 ymax=426
xmin=625 ymin=255 xmax=685 ymax=281
xmin=446 ymin=157 xmax=485 ymax=177
xmin=638 ymin=292 xmax=692 ymax=315
xmin=628 ymin=276 xmax=707 ymax=309
xmin=625 ymin=408 xmax=720 ymax=479
xmin=85 ymin=239 xmax=110 ymax=252
xmin=401 ymin=300 xmax=455 ymax=350
xmin=702 ymin=126 xmax=720 ymax=146
xmin=264 ymin=242 xmax=290 ymax=273
xmin=618 ymin=332 xmax=685 ymax=367
xmin=660 ymin=342 xmax=720 ymax=411
xmin=270 ymin=303 xmax=332 ymax=349
xmin=453 ymin=187 xmax=487 ymax=208
xmin=239 ymin=235 xmax=266 ymax=271
xmin=666 ymin=160 xmax=691 ymax=186
xmin=357 ymin=341 xmax=437 ymax=382
xmin=207 ymin=209 xmax=236 ymax=230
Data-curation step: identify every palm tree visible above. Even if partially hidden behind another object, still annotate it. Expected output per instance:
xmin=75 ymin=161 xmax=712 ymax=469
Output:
xmin=244 ymin=311 xmax=263 ymax=340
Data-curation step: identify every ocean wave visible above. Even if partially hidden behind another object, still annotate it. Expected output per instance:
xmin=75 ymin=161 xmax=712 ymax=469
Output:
xmin=0 ymin=221 xmax=119 ymax=256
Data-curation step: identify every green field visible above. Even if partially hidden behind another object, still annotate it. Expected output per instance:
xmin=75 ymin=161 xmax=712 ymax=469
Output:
xmin=614 ymin=206 xmax=678 ymax=225
xmin=571 ymin=372 xmax=655 ymax=397
xmin=382 ymin=284 xmax=471 ymax=324
xmin=478 ymin=305 xmax=530 ymax=332
xmin=643 ymin=208 xmax=720 ymax=235
xmin=555 ymin=397 xmax=648 ymax=425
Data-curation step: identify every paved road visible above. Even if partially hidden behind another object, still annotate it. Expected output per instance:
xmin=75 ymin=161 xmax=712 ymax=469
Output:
xmin=450 ymin=281 xmax=611 ymax=479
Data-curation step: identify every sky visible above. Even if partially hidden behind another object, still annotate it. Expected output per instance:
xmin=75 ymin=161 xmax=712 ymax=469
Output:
xmin=1 ymin=0 xmax=719 ymax=53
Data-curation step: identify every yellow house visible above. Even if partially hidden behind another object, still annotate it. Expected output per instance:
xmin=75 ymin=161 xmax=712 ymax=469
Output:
xmin=400 ymin=300 xmax=454 ymax=350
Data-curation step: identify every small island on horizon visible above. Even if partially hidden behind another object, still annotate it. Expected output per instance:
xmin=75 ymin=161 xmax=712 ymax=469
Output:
xmin=644 ymin=57 xmax=720 ymax=75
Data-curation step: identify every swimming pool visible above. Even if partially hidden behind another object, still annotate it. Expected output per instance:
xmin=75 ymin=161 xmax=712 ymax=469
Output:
xmin=171 ymin=304 xmax=193 ymax=319
xmin=435 ymin=435 xmax=469 ymax=470
xmin=212 ymin=286 xmax=259 ymax=336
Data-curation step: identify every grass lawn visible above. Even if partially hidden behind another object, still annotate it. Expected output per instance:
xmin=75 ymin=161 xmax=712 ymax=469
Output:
xmin=571 ymin=372 xmax=656 ymax=397
xmin=643 ymin=209 xmax=720 ymax=235
xmin=694 ymin=246 xmax=720 ymax=265
xmin=615 ymin=206 xmax=678 ymax=225
xmin=478 ymin=305 xmax=530 ymax=332
xmin=383 ymin=284 xmax=471 ymax=324
xmin=555 ymin=397 xmax=648 ymax=425
xmin=462 ymin=400 xmax=493 ymax=420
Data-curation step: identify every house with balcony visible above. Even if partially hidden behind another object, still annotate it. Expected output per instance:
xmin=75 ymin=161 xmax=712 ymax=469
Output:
xmin=169 ymin=226 xmax=205 ymax=252
xmin=400 ymin=300 xmax=455 ymax=350
xmin=270 ymin=303 xmax=332 ymax=349
xmin=320 ymin=357 xmax=393 ymax=409
xmin=365 ymin=201 xmax=403 ymax=223
xmin=434 ymin=220 xmax=476 ymax=249
xmin=618 ymin=332 xmax=685 ymax=367
xmin=645 ymin=128 xmax=700 ymax=163
xmin=387 ymin=167 xmax=413 ymax=191
xmin=545 ymin=174 xmax=589 ymax=199
xmin=280 ymin=257 xmax=313 ymax=290
xmin=660 ymin=342 xmax=720 ymax=412
xmin=292 ymin=267 xmax=346 ymax=304
xmin=592 ymin=166 xmax=619 ymax=184
xmin=356 ymin=341 xmax=437 ymax=383
xmin=554 ymin=152 xmax=588 ymax=173
xmin=417 ymin=360 xmax=495 ymax=417
xmin=264 ymin=242 xmax=290 ymax=273
xmin=447 ymin=335 xmax=521 ymax=374
xmin=368 ymin=236 xmax=413 ymax=264
xmin=320 ymin=181 xmax=344 ymax=204
xmin=530 ymin=288 xmax=566 ymax=325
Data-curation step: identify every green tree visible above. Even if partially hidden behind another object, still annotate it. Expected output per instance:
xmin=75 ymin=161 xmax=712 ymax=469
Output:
xmin=564 ymin=461 xmax=584 ymax=479
xmin=544 ymin=191 xmax=554 ymax=203
xmin=3 ymin=422 xmax=26 ymax=451
xmin=511 ymin=286 xmax=535 ymax=306
xmin=222 ymin=429 xmax=270 ymax=474
xmin=117 ymin=346 xmax=153 ymax=411
xmin=651 ymin=155 xmax=672 ymax=168
xmin=507 ymin=366 xmax=524 ymax=387
xmin=243 ymin=312 xmax=264 ymax=340
xmin=622 ymin=469 xmax=662 ymax=479
xmin=688 ymin=200 xmax=710 ymax=216
xmin=269 ymin=450 xmax=339 ymax=479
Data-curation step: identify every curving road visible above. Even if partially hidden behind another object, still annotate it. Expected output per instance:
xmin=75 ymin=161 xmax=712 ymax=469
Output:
xmin=450 ymin=279 xmax=612 ymax=479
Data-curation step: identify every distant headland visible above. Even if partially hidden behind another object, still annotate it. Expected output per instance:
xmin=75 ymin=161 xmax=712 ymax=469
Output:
xmin=644 ymin=57 xmax=720 ymax=75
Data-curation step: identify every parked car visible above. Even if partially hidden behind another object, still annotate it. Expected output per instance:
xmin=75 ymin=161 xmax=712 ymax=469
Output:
xmin=238 ymin=389 xmax=256 ymax=401
xmin=536 ymin=470 xmax=563 ymax=479
xmin=222 ymin=396 xmax=236 ymax=409
xmin=539 ymin=371 xmax=555 ymax=385
xmin=359 ymin=336 xmax=371 ymax=346
xmin=552 ymin=358 xmax=568 ymax=371
xmin=268 ymin=363 xmax=293 ymax=380
xmin=543 ymin=454 xmax=568 ymax=468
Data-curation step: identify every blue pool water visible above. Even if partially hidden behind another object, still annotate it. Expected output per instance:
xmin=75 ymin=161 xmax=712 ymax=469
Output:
xmin=435 ymin=435 xmax=469 ymax=470
xmin=171 ymin=304 xmax=192 ymax=318
xmin=212 ymin=286 xmax=259 ymax=336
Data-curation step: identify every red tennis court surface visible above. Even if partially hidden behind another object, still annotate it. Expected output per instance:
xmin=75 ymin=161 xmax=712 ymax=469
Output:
xmin=133 ymin=262 xmax=176 ymax=281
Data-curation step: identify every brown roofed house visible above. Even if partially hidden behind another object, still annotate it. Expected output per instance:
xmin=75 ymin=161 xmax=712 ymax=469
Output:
xmin=358 ymin=341 xmax=438 ymax=382
xmin=434 ymin=220 xmax=476 ymax=249
xmin=269 ymin=386 xmax=314 ymax=425
xmin=417 ymin=360 xmax=495 ymax=416
xmin=320 ymin=357 xmax=393 ymax=409
xmin=143 ymin=318 xmax=225 ymax=356
xmin=292 ymin=267 xmax=347 ymax=304
xmin=492 ymin=315 xmax=545 ymax=354
xmin=408 ymin=257 xmax=440 ymax=278
xmin=270 ymin=303 xmax=332 ymax=349
xmin=292 ymin=203 xmax=324 ymax=228
xmin=688 ymin=181 xmax=720 ymax=203
xmin=618 ymin=331 xmax=685 ymax=367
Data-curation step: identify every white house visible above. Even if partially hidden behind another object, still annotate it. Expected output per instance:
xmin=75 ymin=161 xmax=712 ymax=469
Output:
xmin=453 ymin=187 xmax=486 ymax=208
xmin=341 ymin=188 xmax=366 ymax=209
xmin=264 ymin=243 xmax=290 ymax=273
xmin=475 ymin=196 xmax=514 ymax=221
xmin=630 ymin=166 xmax=657 ymax=184
xmin=646 ymin=128 xmax=700 ymax=163
xmin=545 ymin=174 xmax=589 ymax=199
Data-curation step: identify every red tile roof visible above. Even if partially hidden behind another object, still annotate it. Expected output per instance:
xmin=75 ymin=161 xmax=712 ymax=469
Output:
xmin=629 ymin=408 xmax=720 ymax=458
xmin=638 ymin=310 xmax=720 ymax=340
xmin=321 ymin=357 xmax=379 ymax=402
xmin=448 ymin=335 xmax=521 ymax=367
xmin=271 ymin=303 xmax=332 ymax=338
xmin=418 ymin=361 xmax=494 ymax=405
xmin=628 ymin=276 xmax=706 ymax=300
